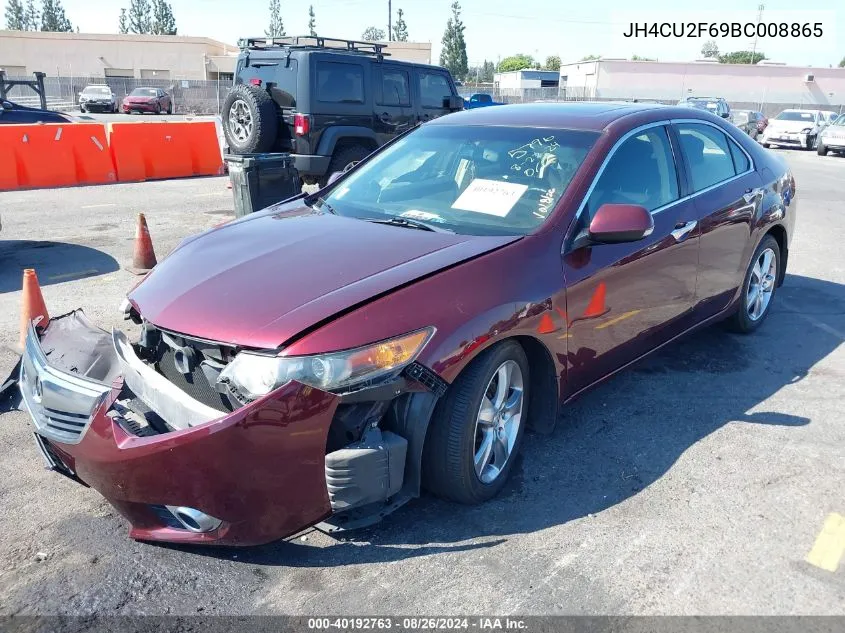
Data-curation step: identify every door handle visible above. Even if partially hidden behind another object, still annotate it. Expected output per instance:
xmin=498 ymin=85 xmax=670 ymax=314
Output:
xmin=671 ymin=220 xmax=697 ymax=242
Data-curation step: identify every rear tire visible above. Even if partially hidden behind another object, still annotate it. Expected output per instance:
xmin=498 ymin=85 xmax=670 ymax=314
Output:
xmin=422 ymin=341 xmax=530 ymax=505
xmin=222 ymin=84 xmax=278 ymax=154
xmin=725 ymin=235 xmax=781 ymax=334
xmin=167 ymin=103 xmax=172 ymax=115
xmin=320 ymin=144 xmax=371 ymax=187
xmin=79 ymin=105 xmax=86 ymax=113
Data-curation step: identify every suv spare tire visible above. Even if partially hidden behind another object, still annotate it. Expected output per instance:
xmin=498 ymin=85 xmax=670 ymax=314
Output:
xmin=222 ymin=84 xmax=278 ymax=154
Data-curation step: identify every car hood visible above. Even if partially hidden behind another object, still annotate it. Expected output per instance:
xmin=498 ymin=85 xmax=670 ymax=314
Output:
xmin=126 ymin=96 xmax=156 ymax=102
xmin=128 ymin=203 xmax=519 ymax=349
xmin=766 ymin=119 xmax=818 ymax=133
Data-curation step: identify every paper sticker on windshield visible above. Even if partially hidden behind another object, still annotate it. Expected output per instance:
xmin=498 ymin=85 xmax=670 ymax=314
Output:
xmin=451 ymin=179 xmax=528 ymax=217
xmin=401 ymin=209 xmax=444 ymax=223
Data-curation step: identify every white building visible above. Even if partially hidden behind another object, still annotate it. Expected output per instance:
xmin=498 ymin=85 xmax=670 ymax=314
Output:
xmin=559 ymin=58 xmax=845 ymax=110
xmin=494 ymin=69 xmax=560 ymax=91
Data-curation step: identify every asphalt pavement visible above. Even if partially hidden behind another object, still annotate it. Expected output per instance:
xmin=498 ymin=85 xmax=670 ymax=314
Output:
xmin=0 ymin=150 xmax=843 ymax=617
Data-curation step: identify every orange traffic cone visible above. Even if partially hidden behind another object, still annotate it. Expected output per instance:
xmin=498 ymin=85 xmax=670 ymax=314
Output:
xmin=127 ymin=213 xmax=158 ymax=275
xmin=582 ymin=281 xmax=609 ymax=319
xmin=537 ymin=313 xmax=557 ymax=334
xmin=19 ymin=269 xmax=50 ymax=350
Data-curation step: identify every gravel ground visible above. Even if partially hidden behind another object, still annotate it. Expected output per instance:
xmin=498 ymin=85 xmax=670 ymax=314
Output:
xmin=0 ymin=150 xmax=843 ymax=617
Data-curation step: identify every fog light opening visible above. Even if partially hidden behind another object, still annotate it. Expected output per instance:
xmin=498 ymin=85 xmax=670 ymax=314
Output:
xmin=165 ymin=505 xmax=222 ymax=533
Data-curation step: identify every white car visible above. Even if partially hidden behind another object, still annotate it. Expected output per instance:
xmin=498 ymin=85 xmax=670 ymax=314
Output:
xmin=78 ymin=85 xmax=117 ymax=114
xmin=761 ymin=109 xmax=835 ymax=150
xmin=818 ymin=113 xmax=845 ymax=156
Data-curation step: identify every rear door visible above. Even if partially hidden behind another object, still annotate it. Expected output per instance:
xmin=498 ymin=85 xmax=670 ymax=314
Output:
xmin=373 ymin=64 xmax=415 ymax=145
xmin=562 ymin=123 xmax=701 ymax=396
xmin=309 ymin=57 xmax=371 ymax=154
xmin=414 ymin=68 xmax=455 ymax=123
xmin=673 ymin=120 xmax=762 ymax=318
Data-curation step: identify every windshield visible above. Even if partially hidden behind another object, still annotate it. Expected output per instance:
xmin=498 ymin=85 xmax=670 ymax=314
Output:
xmin=734 ymin=111 xmax=750 ymax=124
xmin=832 ymin=114 xmax=845 ymax=126
xmin=683 ymin=99 xmax=718 ymax=113
xmin=130 ymin=88 xmax=158 ymax=97
xmin=775 ymin=111 xmax=816 ymax=122
xmin=83 ymin=86 xmax=110 ymax=95
xmin=319 ymin=125 xmax=599 ymax=236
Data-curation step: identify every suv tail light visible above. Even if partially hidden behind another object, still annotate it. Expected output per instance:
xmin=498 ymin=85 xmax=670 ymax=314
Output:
xmin=250 ymin=78 xmax=262 ymax=86
xmin=294 ymin=113 xmax=310 ymax=136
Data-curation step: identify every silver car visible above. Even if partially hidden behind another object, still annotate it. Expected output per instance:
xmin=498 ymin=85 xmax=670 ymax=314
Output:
xmin=818 ymin=113 xmax=845 ymax=156
xmin=79 ymin=85 xmax=117 ymax=114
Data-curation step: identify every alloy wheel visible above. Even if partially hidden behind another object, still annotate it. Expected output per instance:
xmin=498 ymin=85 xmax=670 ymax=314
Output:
xmin=473 ymin=360 xmax=524 ymax=484
xmin=228 ymin=99 xmax=253 ymax=143
xmin=747 ymin=247 xmax=777 ymax=321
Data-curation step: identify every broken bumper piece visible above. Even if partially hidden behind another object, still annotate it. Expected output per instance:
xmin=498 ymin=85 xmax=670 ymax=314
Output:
xmin=19 ymin=311 xmax=339 ymax=546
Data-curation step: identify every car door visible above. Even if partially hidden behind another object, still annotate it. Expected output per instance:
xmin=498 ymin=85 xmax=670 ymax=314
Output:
xmin=373 ymin=65 xmax=415 ymax=145
xmin=562 ymin=123 xmax=701 ymax=396
xmin=673 ymin=120 xmax=761 ymax=318
xmin=415 ymin=68 xmax=454 ymax=123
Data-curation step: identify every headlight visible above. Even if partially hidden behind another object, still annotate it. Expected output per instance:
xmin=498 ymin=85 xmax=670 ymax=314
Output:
xmin=218 ymin=328 xmax=435 ymax=399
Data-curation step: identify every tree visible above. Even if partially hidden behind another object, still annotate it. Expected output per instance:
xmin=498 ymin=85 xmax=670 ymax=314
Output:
xmin=118 ymin=7 xmax=128 ymax=33
xmin=24 ymin=0 xmax=38 ymax=29
xmin=579 ymin=54 xmax=600 ymax=61
xmin=127 ymin=0 xmax=151 ymax=34
xmin=544 ymin=55 xmax=561 ymax=71
xmin=701 ymin=39 xmax=719 ymax=59
xmin=361 ymin=26 xmax=385 ymax=41
xmin=5 ymin=0 xmax=26 ymax=29
xmin=265 ymin=0 xmax=284 ymax=38
xmin=439 ymin=1 xmax=467 ymax=80
xmin=631 ymin=54 xmax=655 ymax=61
xmin=718 ymin=50 xmax=766 ymax=64
xmin=838 ymin=56 xmax=844 ymax=68
xmin=151 ymin=0 xmax=176 ymax=34
xmin=40 ymin=0 xmax=73 ymax=31
xmin=392 ymin=7 xmax=408 ymax=42
xmin=307 ymin=4 xmax=315 ymax=36
xmin=497 ymin=54 xmax=534 ymax=72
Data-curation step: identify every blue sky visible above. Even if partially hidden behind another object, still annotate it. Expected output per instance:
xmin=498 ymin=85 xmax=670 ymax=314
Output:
xmin=60 ymin=0 xmax=842 ymax=67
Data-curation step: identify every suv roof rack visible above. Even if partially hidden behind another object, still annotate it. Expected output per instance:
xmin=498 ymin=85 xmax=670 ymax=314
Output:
xmin=238 ymin=35 xmax=390 ymax=57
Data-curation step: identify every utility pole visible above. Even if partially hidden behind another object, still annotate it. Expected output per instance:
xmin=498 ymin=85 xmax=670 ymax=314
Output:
xmin=388 ymin=0 xmax=393 ymax=41
xmin=750 ymin=3 xmax=764 ymax=64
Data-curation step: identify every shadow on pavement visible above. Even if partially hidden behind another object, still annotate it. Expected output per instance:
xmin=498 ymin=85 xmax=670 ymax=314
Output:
xmin=0 ymin=240 xmax=119 ymax=294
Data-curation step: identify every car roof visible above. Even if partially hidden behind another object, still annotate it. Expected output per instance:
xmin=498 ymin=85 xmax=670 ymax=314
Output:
xmin=245 ymin=47 xmax=448 ymax=72
xmin=427 ymin=102 xmax=709 ymax=132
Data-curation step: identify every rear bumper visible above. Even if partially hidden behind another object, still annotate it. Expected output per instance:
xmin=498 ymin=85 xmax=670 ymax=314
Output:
xmin=290 ymin=154 xmax=331 ymax=178
xmin=18 ymin=312 xmax=337 ymax=546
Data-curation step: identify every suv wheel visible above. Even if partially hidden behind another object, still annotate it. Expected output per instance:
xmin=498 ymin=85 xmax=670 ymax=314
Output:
xmin=222 ymin=84 xmax=278 ymax=154
xmin=322 ymin=144 xmax=371 ymax=186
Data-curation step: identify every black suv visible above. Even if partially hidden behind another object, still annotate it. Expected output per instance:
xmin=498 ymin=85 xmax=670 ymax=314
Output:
xmin=222 ymin=36 xmax=464 ymax=184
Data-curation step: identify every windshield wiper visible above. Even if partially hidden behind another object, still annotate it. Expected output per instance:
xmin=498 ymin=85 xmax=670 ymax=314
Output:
xmin=365 ymin=216 xmax=454 ymax=233
xmin=304 ymin=195 xmax=337 ymax=215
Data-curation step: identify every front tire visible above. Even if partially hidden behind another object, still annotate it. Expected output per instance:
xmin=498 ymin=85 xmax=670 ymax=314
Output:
xmin=422 ymin=341 xmax=530 ymax=504
xmin=818 ymin=142 xmax=828 ymax=156
xmin=725 ymin=235 xmax=780 ymax=333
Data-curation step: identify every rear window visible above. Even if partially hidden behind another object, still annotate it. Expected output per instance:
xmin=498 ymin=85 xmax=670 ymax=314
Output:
xmin=236 ymin=57 xmax=298 ymax=108
xmin=775 ymin=111 xmax=816 ymax=122
xmin=317 ymin=61 xmax=364 ymax=103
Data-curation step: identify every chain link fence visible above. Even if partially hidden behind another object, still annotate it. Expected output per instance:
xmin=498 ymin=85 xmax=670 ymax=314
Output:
xmin=4 ymin=75 xmax=233 ymax=115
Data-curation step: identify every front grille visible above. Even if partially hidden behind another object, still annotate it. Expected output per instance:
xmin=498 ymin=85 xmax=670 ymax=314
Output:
xmin=41 ymin=407 xmax=89 ymax=439
xmin=156 ymin=347 xmax=231 ymax=412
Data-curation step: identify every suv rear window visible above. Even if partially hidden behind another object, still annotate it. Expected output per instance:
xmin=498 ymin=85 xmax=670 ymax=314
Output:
xmin=419 ymin=72 xmax=452 ymax=109
xmin=237 ymin=58 xmax=298 ymax=108
xmin=317 ymin=61 xmax=364 ymax=103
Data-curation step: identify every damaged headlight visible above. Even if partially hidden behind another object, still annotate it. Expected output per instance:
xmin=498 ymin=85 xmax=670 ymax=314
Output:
xmin=218 ymin=327 xmax=435 ymax=398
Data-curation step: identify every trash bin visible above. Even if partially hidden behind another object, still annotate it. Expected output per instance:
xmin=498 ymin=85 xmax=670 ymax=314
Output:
xmin=224 ymin=153 xmax=302 ymax=218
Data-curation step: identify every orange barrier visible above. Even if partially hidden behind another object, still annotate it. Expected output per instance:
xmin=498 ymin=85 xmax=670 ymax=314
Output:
xmin=107 ymin=120 xmax=224 ymax=182
xmin=0 ymin=123 xmax=116 ymax=191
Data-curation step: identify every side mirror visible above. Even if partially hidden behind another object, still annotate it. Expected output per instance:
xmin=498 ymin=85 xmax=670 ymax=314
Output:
xmin=444 ymin=95 xmax=464 ymax=111
xmin=588 ymin=203 xmax=654 ymax=244
xmin=1 ymin=101 xmax=12 ymax=111
xmin=326 ymin=171 xmax=344 ymax=186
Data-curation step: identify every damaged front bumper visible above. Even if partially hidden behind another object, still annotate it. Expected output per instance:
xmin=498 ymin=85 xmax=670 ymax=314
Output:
xmin=18 ymin=310 xmax=389 ymax=546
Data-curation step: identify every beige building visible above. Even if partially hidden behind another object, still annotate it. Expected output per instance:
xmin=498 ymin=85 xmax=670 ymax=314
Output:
xmin=0 ymin=30 xmax=432 ymax=81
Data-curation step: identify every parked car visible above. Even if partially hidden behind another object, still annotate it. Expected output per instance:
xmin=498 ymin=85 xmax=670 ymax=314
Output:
xmin=760 ymin=109 xmax=836 ymax=149
xmin=817 ymin=113 xmax=845 ymax=156
xmin=221 ymin=35 xmax=463 ymax=185
xmin=732 ymin=109 xmax=765 ymax=140
xmin=678 ymin=96 xmax=732 ymax=121
xmin=0 ymin=99 xmax=73 ymax=124
xmin=464 ymin=93 xmax=504 ymax=109
xmin=18 ymin=102 xmax=796 ymax=546
xmin=122 ymin=87 xmax=172 ymax=115
xmin=79 ymin=84 xmax=117 ymax=113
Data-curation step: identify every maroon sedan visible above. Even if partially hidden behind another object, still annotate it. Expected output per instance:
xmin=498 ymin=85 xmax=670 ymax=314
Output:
xmin=122 ymin=87 xmax=172 ymax=115
xmin=19 ymin=103 xmax=796 ymax=546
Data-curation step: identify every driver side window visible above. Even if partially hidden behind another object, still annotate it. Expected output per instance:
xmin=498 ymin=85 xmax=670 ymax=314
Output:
xmin=585 ymin=126 xmax=679 ymax=220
